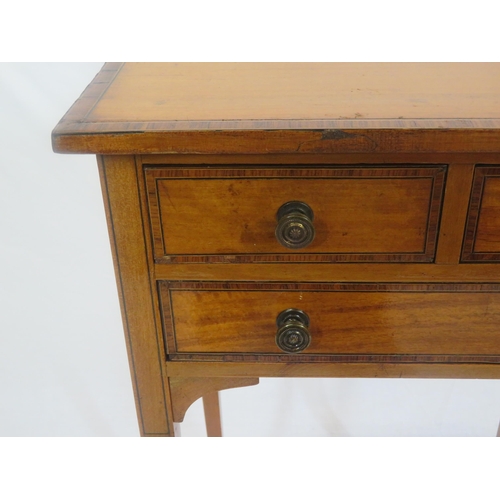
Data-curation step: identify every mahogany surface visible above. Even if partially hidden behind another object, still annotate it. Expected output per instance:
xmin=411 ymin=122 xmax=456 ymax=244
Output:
xmin=162 ymin=283 xmax=500 ymax=357
xmin=145 ymin=165 xmax=445 ymax=262
xmin=52 ymin=63 xmax=500 ymax=436
xmin=463 ymin=166 xmax=500 ymax=260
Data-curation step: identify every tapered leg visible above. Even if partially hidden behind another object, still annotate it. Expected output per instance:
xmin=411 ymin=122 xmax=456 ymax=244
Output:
xmin=203 ymin=392 xmax=222 ymax=437
xmin=99 ymin=156 xmax=174 ymax=436
xmin=496 ymin=421 xmax=500 ymax=437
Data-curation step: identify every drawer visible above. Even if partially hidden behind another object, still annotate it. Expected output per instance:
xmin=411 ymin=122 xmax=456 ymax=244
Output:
xmin=159 ymin=282 xmax=500 ymax=362
xmin=145 ymin=165 xmax=446 ymax=263
xmin=462 ymin=165 xmax=500 ymax=262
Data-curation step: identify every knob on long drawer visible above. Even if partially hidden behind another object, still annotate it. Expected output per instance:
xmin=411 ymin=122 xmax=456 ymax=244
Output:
xmin=276 ymin=308 xmax=311 ymax=353
xmin=275 ymin=201 xmax=315 ymax=249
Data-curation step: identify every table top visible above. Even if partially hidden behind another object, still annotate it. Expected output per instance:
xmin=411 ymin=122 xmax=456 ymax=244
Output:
xmin=52 ymin=62 xmax=500 ymax=155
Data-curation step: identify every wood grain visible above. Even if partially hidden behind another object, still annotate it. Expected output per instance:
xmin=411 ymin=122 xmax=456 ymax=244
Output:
xmin=89 ymin=63 xmax=500 ymax=122
xmin=98 ymin=155 xmax=173 ymax=436
xmin=165 ymin=361 xmax=500 ymax=380
xmin=54 ymin=65 xmax=500 ymax=437
xmin=153 ymin=263 xmax=500 ymax=283
xmin=462 ymin=166 xmax=500 ymax=261
xmin=474 ymin=176 xmax=500 ymax=252
xmin=52 ymin=63 xmax=500 ymax=155
xmin=169 ymin=377 xmax=259 ymax=422
xmin=140 ymin=152 xmax=500 ymax=166
xmin=53 ymin=128 xmax=500 ymax=155
xmin=145 ymin=165 xmax=445 ymax=263
xmin=203 ymin=392 xmax=222 ymax=437
xmin=160 ymin=282 xmax=500 ymax=358
xmin=474 ymin=177 xmax=500 ymax=252
xmin=434 ymin=164 xmax=475 ymax=264
xmin=170 ymin=353 xmax=500 ymax=364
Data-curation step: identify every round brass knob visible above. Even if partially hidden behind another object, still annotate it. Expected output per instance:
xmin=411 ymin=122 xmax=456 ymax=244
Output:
xmin=276 ymin=309 xmax=311 ymax=353
xmin=275 ymin=201 xmax=315 ymax=249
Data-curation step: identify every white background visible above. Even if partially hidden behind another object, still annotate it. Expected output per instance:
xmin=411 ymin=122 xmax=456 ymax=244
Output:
xmin=1 ymin=62 xmax=500 ymax=437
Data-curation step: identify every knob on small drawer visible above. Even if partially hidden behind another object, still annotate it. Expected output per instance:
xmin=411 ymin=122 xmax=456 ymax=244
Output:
xmin=276 ymin=309 xmax=311 ymax=353
xmin=275 ymin=201 xmax=315 ymax=249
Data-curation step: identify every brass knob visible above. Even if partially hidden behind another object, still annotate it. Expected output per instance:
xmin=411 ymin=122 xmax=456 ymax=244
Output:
xmin=275 ymin=201 xmax=315 ymax=249
xmin=276 ymin=309 xmax=311 ymax=353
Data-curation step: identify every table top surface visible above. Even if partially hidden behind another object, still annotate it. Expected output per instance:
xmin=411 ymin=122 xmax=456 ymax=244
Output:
xmin=52 ymin=62 xmax=500 ymax=155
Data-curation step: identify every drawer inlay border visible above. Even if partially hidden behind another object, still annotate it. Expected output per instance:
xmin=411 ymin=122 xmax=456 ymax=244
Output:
xmin=462 ymin=165 xmax=500 ymax=261
xmin=159 ymin=281 xmax=500 ymax=364
xmin=146 ymin=165 xmax=446 ymax=263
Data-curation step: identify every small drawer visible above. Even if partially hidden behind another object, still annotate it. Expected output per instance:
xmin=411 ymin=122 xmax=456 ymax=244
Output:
xmin=159 ymin=281 xmax=500 ymax=363
xmin=462 ymin=165 xmax=500 ymax=262
xmin=145 ymin=165 xmax=446 ymax=263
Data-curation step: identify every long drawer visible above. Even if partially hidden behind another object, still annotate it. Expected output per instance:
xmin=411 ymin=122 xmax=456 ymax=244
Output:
xmin=159 ymin=282 xmax=500 ymax=362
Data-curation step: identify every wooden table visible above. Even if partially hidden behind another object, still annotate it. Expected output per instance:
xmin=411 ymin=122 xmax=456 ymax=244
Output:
xmin=52 ymin=63 xmax=500 ymax=436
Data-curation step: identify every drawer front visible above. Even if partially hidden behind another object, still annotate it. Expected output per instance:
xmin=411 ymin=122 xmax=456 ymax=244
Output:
xmin=145 ymin=165 xmax=446 ymax=263
xmin=160 ymin=282 xmax=500 ymax=363
xmin=462 ymin=165 xmax=500 ymax=262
